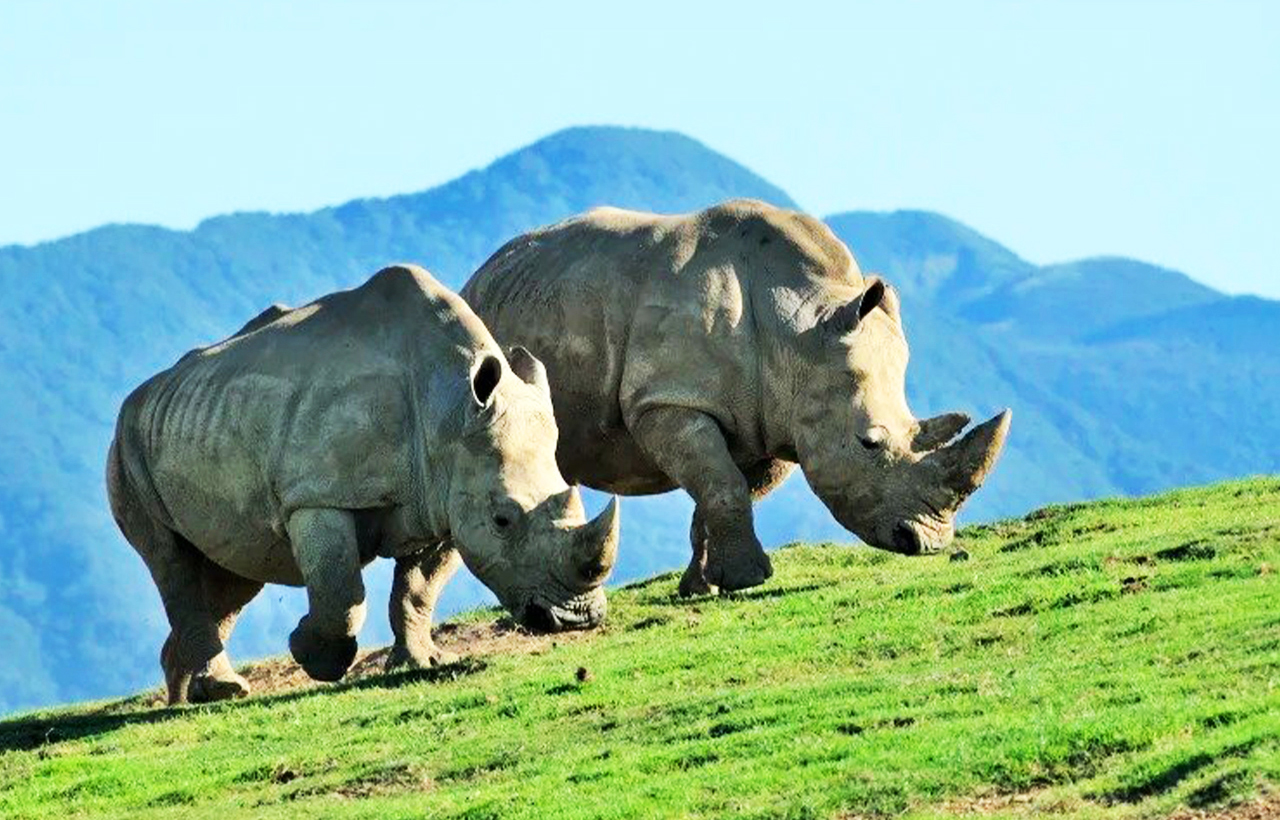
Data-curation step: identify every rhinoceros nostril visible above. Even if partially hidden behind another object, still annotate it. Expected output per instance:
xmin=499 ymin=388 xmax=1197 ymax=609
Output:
xmin=893 ymin=523 xmax=921 ymax=554
xmin=522 ymin=603 xmax=559 ymax=633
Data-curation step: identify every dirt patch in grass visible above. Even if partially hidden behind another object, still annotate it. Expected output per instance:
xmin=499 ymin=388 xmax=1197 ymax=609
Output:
xmin=1164 ymin=792 xmax=1280 ymax=820
xmin=932 ymin=788 xmax=1074 ymax=816
xmin=332 ymin=762 xmax=434 ymax=798
xmin=927 ymin=789 xmax=1279 ymax=818
xmin=242 ymin=619 xmax=589 ymax=698
xmin=127 ymin=618 xmax=591 ymax=706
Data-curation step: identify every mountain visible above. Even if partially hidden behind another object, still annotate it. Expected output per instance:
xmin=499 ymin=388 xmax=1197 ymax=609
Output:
xmin=3 ymin=478 xmax=1277 ymax=818
xmin=1 ymin=126 xmax=1276 ymax=715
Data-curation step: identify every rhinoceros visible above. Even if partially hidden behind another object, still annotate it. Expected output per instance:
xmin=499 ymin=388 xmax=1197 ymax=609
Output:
xmin=461 ymin=200 xmax=1009 ymax=596
xmin=107 ymin=264 xmax=620 ymax=704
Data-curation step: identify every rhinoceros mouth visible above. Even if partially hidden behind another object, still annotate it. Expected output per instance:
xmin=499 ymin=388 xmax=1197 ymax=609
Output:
xmin=511 ymin=585 xmax=606 ymax=633
xmin=519 ymin=600 xmax=602 ymax=633
xmin=887 ymin=519 xmax=950 ymax=555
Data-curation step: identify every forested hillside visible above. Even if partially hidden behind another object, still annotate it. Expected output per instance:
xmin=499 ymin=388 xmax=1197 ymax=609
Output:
xmin=0 ymin=126 xmax=1275 ymax=714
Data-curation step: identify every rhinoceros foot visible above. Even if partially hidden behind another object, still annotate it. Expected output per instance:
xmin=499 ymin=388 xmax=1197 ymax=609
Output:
xmin=289 ymin=623 xmax=358 ymax=682
xmin=188 ymin=671 xmax=250 ymax=703
xmin=384 ymin=641 xmax=459 ymax=672
xmin=677 ymin=561 xmax=718 ymax=598
xmin=704 ymin=542 xmax=773 ymax=593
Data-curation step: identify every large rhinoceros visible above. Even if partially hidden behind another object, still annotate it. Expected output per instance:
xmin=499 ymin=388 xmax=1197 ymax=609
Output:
xmin=462 ymin=200 xmax=1009 ymax=596
xmin=108 ymin=264 xmax=620 ymax=704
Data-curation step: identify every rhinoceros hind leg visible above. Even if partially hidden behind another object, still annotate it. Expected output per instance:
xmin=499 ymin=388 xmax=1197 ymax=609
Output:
xmin=185 ymin=561 xmax=262 ymax=702
xmin=386 ymin=545 xmax=462 ymax=671
xmin=286 ymin=508 xmax=366 ymax=682
xmin=118 ymin=511 xmax=236 ymax=705
xmin=633 ymin=407 xmax=772 ymax=593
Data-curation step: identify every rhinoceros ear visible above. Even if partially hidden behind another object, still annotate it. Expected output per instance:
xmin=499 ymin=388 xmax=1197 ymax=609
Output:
xmin=507 ymin=345 xmax=552 ymax=400
xmin=469 ymin=354 xmax=503 ymax=408
xmin=822 ymin=278 xmax=886 ymax=338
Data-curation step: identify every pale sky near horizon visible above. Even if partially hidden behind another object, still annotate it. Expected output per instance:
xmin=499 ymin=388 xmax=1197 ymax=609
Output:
xmin=2 ymin=0 xmax=1278 ymax=297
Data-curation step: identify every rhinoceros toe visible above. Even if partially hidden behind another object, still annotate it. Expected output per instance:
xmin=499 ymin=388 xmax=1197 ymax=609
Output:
xmin=188 ymin=672 xmax=250 ymax=703
xmin=677 ymin=562 xmax=718 ymax=598
xmin=384 ymin=642 xmax=458 ymax=672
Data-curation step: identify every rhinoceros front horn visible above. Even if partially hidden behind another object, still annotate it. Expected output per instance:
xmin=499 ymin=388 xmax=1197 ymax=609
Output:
xmin=933 ymin=409 xmax=1012 ymax=496
xmin=573 ymin=496 xmax=620 ymax=585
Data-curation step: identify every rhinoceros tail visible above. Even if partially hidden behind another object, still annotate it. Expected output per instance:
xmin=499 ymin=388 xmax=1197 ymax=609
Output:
xmin=107 ymin=391 xmax=178 ymax=539
xmin=105 ymin=434 xmax=127 ymax=532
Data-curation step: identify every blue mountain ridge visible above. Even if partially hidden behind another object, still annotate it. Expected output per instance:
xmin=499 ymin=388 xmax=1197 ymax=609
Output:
xmin=0 ymin=126 xmax=1274 ymax=714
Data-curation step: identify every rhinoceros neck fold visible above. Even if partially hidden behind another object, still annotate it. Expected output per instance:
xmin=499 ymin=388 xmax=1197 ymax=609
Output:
xmin=752 ymin=290 xmax=835 ymax=463
xmin=397 ymin=298 xmax=501 ymax=545
xmin=758 ymin=353 xmax=802 ymax=462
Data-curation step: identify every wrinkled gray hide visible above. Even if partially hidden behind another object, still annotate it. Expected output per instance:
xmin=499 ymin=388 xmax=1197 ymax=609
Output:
xmin=108 ymin=265 xmax=619 ymax=704
xmin=462 ymin=200 xmax=1009 ymax=596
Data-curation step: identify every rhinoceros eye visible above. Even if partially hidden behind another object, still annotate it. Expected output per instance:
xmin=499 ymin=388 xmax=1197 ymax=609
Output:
xmin=490 ymin=502 xmax=523 ymax=537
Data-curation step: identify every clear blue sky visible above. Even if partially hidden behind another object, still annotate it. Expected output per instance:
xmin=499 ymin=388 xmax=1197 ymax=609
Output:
xmin=3 ymin=0 xmax=1277 ymax=297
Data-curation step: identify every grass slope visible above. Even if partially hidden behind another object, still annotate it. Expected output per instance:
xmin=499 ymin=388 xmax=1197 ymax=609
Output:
xmin=2 ymin=478 xmax=1277 ymax=819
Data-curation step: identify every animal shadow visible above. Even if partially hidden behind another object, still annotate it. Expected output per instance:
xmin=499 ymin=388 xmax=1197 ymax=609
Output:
xmin=0 ymin=657 xmax=487 ymax=754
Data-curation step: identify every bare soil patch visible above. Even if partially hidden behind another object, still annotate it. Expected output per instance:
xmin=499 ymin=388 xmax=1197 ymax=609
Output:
xmin=922 ymin=788 xmax=1280 ymax=819
xmin=1164 ymin=792 xmax=1280 ymax=820
xmin=241 ymin=618 xmax=590 ymax=698
xmin=133 ymin=618 xmax=590 ymax=706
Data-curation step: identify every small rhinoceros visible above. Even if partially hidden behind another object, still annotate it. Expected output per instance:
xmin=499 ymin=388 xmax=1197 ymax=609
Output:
xmin=108 ymin=264 xmax=620 ymax=704
xmin=461 ymin=200 xmax=1009 ymax=596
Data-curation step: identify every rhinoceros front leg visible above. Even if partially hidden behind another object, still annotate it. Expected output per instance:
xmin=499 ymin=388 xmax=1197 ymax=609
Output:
xmin=681 ymin=510 xmax=714 ymax=597
xmin=287 ymin=508 xmax=366 ymax=682
xmin=633 ymin=407 xmax=773 ymax=593
xmin=680 ymin=458 xmax=795 ymax=596
xmin=385 ymin=544 xmax=462 ymax=671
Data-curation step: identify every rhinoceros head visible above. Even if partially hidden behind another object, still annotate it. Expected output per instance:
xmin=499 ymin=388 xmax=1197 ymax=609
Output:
xmin=793 ymin=278 xmax=1011 ymax=555
xmin=447 ymin=346 xmax=619 ymax=631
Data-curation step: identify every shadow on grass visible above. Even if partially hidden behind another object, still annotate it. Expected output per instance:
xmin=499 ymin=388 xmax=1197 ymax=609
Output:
xmin=639 ymin=581 xmax=834 ymax=607
xmin=0 ymin=658 xmax=487 ymax=754
xmin=0 ymin=704 xmax=176 ymax=754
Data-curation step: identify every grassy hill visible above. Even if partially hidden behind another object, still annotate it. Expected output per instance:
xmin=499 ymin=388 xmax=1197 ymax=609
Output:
xmin=2 ymin=478 xmax=1277 ymax=819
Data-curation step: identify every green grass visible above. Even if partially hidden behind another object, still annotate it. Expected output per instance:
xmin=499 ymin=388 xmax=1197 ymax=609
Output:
xmin=3 ymin=478 xmax=1278 ymax=819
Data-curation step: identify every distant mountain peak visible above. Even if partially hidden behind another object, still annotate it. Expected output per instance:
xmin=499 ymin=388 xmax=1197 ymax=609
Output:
xmin=825 ymin=209 xmax=1033 ymax=305
xmin=520 ymin=124 xmax=719 ymax=153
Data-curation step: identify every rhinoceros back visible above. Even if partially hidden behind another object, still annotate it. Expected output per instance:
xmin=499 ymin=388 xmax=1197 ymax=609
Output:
xmin=111 ymin=265 xmax=494 ymax=582
xmin=463 ymin=210 xmax=687 ymax=490
xmin=462 ymin=201 xmax=869 ymax=492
